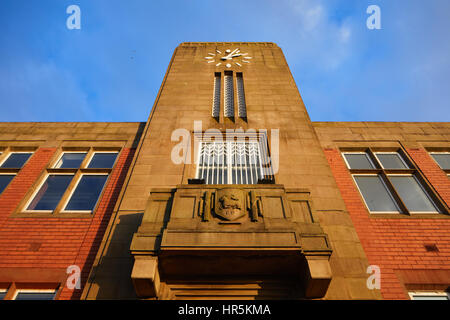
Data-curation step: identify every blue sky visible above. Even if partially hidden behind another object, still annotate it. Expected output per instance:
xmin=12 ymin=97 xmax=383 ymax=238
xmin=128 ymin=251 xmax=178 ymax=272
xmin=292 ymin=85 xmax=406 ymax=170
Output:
xmin=0 ymin=0 xmax=449 ymax=122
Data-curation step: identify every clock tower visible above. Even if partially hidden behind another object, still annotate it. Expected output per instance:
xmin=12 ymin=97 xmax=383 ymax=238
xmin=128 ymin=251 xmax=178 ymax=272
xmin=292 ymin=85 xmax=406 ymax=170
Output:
xmin=81 ymin=42 xmax=380 ymax=300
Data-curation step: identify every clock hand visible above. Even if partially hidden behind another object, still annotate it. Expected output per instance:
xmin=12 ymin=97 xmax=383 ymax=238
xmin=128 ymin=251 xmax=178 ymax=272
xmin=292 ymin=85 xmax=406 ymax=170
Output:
xmin=222 ymin=54 xmax=240 ymax=60
xmin=229 ymin=48 xmax=239 ymax=57
xmin=221 ymin=49 xmax=239 ymax=60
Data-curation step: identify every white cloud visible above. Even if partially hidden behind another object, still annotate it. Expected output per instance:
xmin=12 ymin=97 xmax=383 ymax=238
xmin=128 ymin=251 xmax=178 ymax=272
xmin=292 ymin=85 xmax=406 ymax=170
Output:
xmin=289 ymin=0 xmax=325 ymax=31
xmin=339 ymin=26 xmax=351 ymax=43
xmin=282 ymin=0 xmax=354 ymax=71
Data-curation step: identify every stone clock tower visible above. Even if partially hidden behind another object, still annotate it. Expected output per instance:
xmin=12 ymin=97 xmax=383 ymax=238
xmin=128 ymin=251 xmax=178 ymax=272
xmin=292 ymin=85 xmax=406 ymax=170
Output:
xmin=82 ymin=42 xmax=380 ymax=300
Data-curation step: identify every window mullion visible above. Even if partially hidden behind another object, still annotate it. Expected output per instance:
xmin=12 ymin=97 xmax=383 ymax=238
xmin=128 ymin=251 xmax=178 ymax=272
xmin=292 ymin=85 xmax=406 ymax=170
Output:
xmin=380 ymin=172 xmax=410 ymax=215
xmin=221 ymin=142 xmax=225 ymax=184
xmin=80 ymin=148 xmax=95 ymax=169
xmin=198 ymin=142 xmax=204 ymax=180
xmin=227 ymin=142 xmax=232 ymax=184
xmin=54 ymin=170 xmax=80 ymax=214
xmin=0 ymin=149 xmax=9 ymax=167
xmin=239 ymin=142 xmax=243 ymax=184
xmin=366 ymin=148 xmax=381 ymax=169
xmin=211 ymin=142 xmax=216 ymax=184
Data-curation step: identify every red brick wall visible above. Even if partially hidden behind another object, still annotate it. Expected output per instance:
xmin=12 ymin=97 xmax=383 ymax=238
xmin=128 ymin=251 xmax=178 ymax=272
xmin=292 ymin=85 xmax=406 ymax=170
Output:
xmin=0 ymin=148 xmax=135 ymax=300
xmin=324 ymin=148 xmax=450 ymax=300
xmin=407 ymin=148 xmax=450 ymax=205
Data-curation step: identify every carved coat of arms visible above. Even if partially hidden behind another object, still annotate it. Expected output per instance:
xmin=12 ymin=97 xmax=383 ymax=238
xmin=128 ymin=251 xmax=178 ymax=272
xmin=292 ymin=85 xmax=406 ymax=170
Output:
xmin=214 ymin=189 xmax=245 ymax=221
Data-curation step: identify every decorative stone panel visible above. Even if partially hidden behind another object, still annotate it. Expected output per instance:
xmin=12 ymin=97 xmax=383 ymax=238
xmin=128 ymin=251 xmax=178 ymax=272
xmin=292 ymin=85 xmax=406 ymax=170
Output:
xmin=130 ymin=184 xmax=332 ymax=299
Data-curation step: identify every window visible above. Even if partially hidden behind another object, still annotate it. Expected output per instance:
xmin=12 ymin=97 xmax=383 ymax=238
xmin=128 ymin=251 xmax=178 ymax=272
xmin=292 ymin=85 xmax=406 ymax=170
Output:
xmin=64 ymin=174 xmax=108 ymax=211
xmin=196 ymin=136 xmax=273 ymax=185
xmin=13 ymin=289 xmax=56 ymax=300
xmin=430 ymin=152 xmax=450 ymax=170
xmin=0 ymin=284 xmax=59 ymax=300
xmin=343 ymin=150 xmax=443 ymax=215
xmin=23 ymin=149 xmax=118 ymax=215
xmin=389 ymin=175 xmax=438 ymax=213
xmin=0 ymin=174 xmax=15 ymax=194
xmin=55 ymin=152 xmax=87 ymax=168
xmin=0 ymin=150 xmax=34 ymax=195
xmin=87 ymin=152 xmax=118 ymax=169
xmin=430 ymin=152 xmax=450 ymax=178
xmin=27 ymin=175 xmax=73 ymax=211
xmin=375 ymin=152 xmax=409 ymax=169
xmin=0 ymin=152 xmax=32 ymax=168
xmin=342 ymin=152 xmax=375 ymax=169
xmin=353 ymin=175 xmax=399 ymax=213
xmin=409 ymin=291 xmax=449 ymax=300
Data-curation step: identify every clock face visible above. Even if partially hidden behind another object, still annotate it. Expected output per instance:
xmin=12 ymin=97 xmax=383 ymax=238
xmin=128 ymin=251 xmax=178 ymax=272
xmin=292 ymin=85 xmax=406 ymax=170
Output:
xmin=204 ymin=48 xmax=252 ymax=68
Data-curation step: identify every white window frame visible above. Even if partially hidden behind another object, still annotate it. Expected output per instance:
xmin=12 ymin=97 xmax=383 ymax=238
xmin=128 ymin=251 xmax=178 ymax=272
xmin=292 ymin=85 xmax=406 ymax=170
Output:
xmin=53 ymin=151 xmax=88 ymax=169
xmin=0 ymin=151 xmax=33 ymax=168
xmin=429 ymin=152 xmax=450 ymax=170
xmin=85 ymin=151 xmax=119 ymax=169
xmin=60 ymin=173 xmax=109 ymax=213
xmin=342 ymin=152 xmax=376 ymax=170
xmin=374 ymin=152 xmax=410 ymax=169
xmin=12 ymin=289 xmax=57 ymax=300
xmin=408 ymin=291 xmax=449 ymax=300
xmin=387 ymin=174 xmax=440 ymax=214
xmin=352 ymin=174 xmax=401 ymax=214
xmin=24 ymin=172 xmax=75 ymax=213
xmin=196 ymin=140 xmax=264 ymax=185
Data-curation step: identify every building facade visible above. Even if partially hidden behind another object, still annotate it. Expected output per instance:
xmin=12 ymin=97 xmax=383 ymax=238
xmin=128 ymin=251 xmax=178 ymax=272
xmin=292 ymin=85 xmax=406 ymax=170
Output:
xmin=0 ymin=43 xmax=448 ymax=300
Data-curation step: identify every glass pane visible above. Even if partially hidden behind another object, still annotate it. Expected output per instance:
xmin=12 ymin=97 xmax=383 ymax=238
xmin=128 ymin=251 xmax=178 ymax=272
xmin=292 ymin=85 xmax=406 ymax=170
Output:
xmin=376 ymin=153 xmax=408 ymax=169
xmin=0 ymin=175 xmax=15 ymax=194
xmin=55 ymin=153 xmax=86 ymax=168
xmin=27 ymin=175 xmax=73 ymax=211
xmin=15 ymin=292 xmax=55 ymax=300
xmin=344 ymin=153 xmax=374 ymax=169
xmin=411 ymin=294 xmax=449 ymax=300
xmin=65 ymin=175 xmax=108 ymax=211
xmin=354 ymin=175 xmax=399 ymax=212
xmin=1 ymin=153 xmax=32 ymax=168
xmin=431 ymin=153 xmax=450 ymax=170
xmin=87 ymin=153 xmax=118 ymax=168
xmin=389 ymin=176 xmax=438 ymax=212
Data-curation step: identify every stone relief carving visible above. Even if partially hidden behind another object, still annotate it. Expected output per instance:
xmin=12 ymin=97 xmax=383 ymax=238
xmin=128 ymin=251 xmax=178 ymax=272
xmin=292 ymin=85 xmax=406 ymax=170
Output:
xmin=214 ymin=189 xmax=245 ymax=221
xmin=199 ymin=188 xmax=263 ymax=222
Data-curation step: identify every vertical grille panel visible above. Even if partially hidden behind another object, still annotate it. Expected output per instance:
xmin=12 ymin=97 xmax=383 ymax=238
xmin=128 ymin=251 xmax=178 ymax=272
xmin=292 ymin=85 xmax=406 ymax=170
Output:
xmin=236 ymin=73 xmax=247 ymax=118
xmin=224 ymin=72 xmax=234 ymax=118
xmin=212 ymin=73 xmax=221 ymax=118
